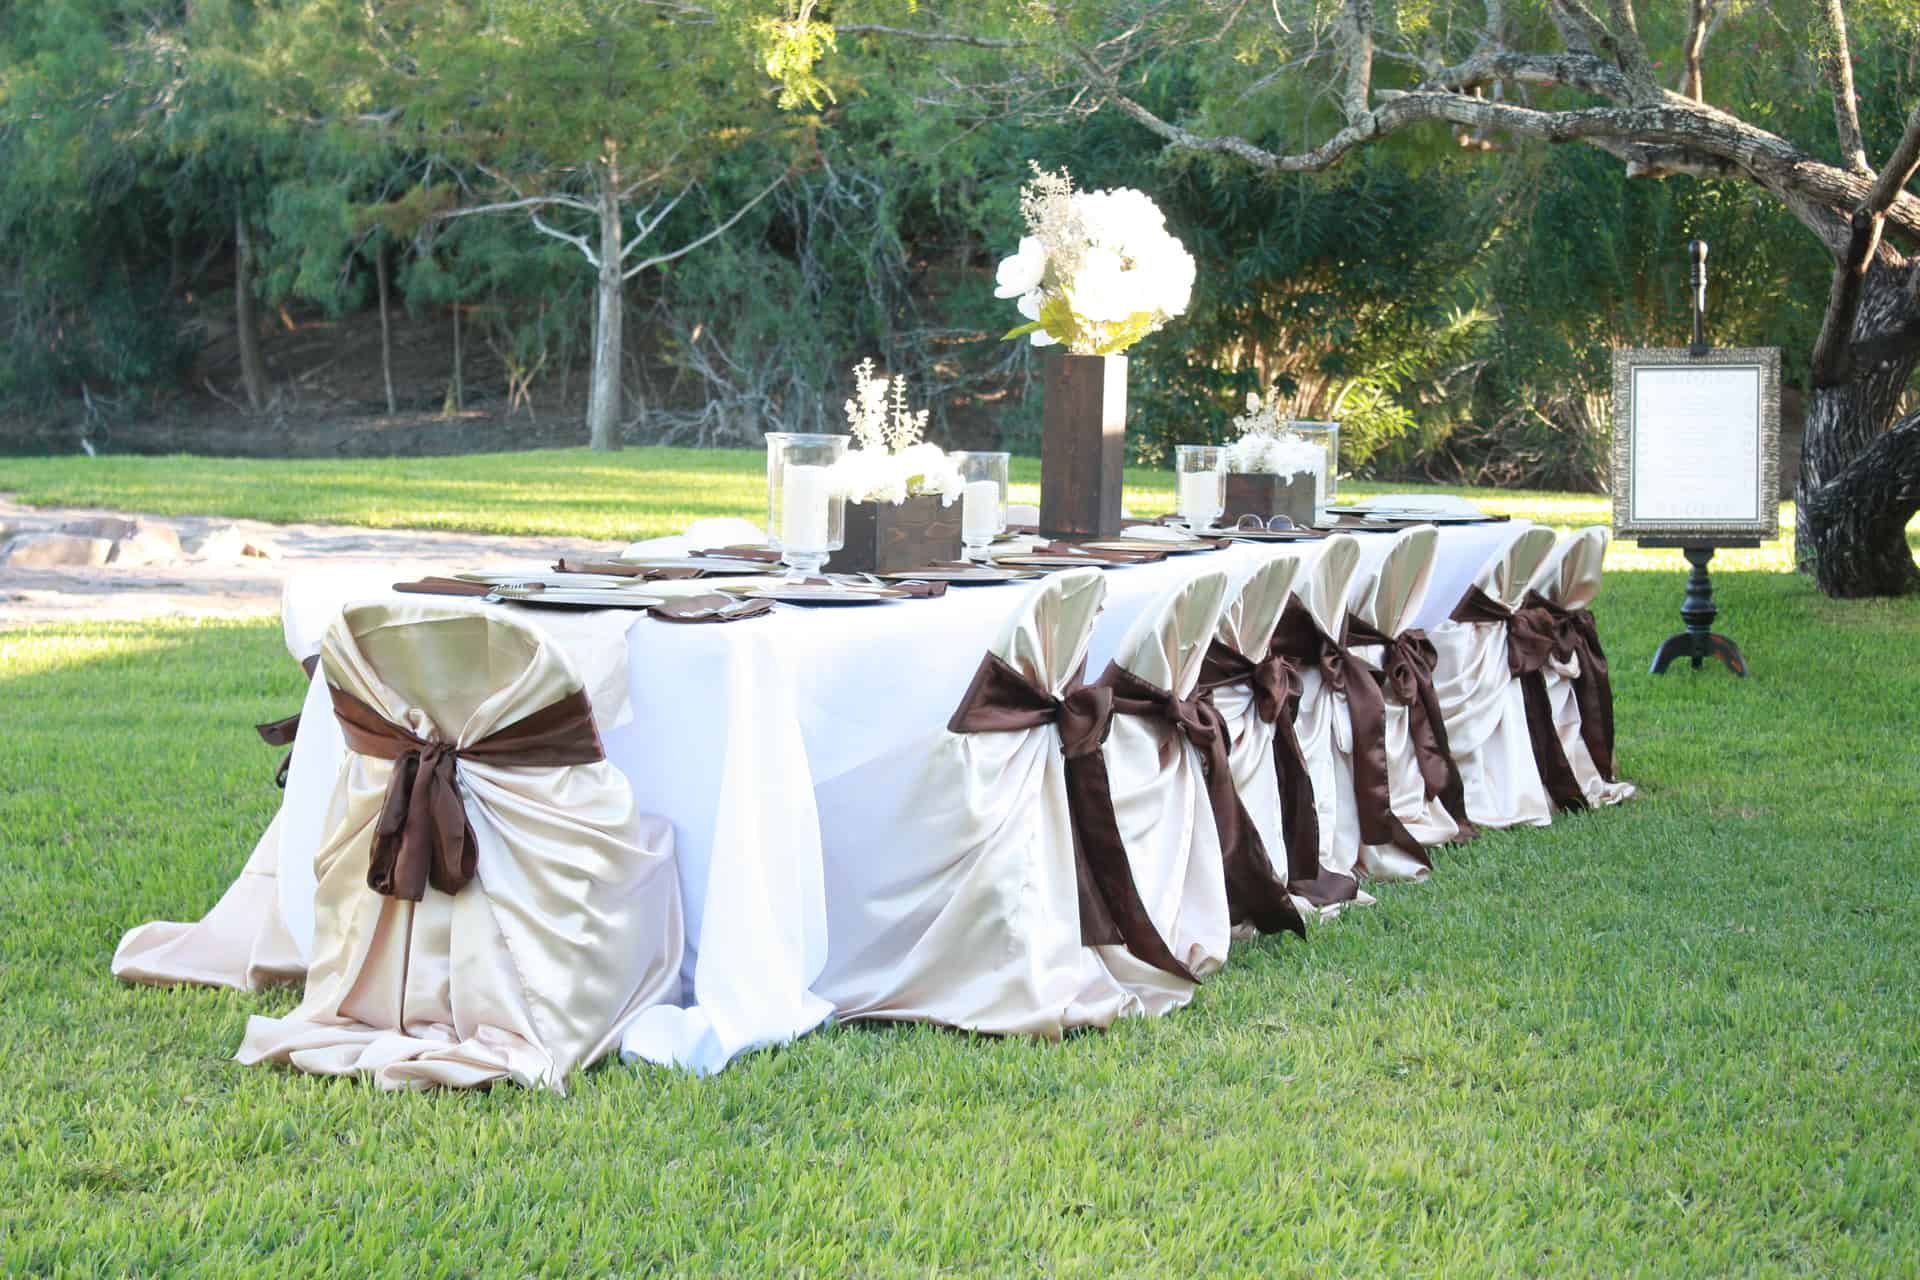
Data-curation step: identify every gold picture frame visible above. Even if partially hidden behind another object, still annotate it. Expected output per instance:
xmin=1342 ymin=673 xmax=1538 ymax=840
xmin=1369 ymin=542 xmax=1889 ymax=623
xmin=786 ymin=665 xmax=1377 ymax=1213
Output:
xmin=1610 ymin=347 xmax=1781 ymax=543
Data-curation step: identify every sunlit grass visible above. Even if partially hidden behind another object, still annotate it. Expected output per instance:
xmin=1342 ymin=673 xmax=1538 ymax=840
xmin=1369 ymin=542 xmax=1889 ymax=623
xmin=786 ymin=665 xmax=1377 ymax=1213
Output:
xmin=4 ymin=460 xmax=1920 ymax=1271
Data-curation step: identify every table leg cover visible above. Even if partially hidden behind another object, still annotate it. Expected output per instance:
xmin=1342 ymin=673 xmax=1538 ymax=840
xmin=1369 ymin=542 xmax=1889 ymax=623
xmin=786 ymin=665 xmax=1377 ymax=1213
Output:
xmin=812 ymin=569 xmax=1141 ymax=1036
xmin=1429 ymin=527 xmax=1558 ymax=830
xmin=234 ymin=601 xmax=684 ymax=1093
xmin=1089 ymin=570 xmax=1234 ymax=1012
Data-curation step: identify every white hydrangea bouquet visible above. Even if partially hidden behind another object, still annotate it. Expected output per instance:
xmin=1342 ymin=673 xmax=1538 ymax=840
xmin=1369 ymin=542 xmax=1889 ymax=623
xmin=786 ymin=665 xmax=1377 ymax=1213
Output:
xmin=995 ymin=165 xmax=1196 ymax=355
xmin=831 ymin=358 xmax=962 ymax=505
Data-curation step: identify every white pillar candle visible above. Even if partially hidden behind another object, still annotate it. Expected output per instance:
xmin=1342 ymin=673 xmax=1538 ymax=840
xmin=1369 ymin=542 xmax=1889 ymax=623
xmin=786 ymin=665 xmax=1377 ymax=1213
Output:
xmin=780 ymin=464 xmax=831 ymax=550
xmin=1178 ymin=471 xmax=1220 ymax=522
xmin=962 ymin=479 xmax=1001 ymax=540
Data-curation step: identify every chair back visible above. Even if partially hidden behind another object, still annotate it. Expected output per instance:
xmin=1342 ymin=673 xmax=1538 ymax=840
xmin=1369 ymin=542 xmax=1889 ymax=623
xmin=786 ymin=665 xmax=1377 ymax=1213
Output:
xmin=1348 ymin=524 xmax=1438 ymax=637
xmin=321 ymin=599 xmax=583 ymax=745
xmin=1302 ymin=534 xmax=1362 ymax=637
xmin=994 ymin=568 xmax=1107 ymax=696
xmin=1216 ymin=553 xmax=1303 ymax=663
xmin=1529 ymin=526 xmax=1610 ymax=609
xmin=1111 ymin=569 xmax=1231 ymax=695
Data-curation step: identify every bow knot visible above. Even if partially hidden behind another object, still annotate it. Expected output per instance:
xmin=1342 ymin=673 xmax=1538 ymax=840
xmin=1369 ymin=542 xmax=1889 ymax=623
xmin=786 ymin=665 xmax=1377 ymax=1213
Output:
xmin=331 ymin=684 xmax=605 ymax=902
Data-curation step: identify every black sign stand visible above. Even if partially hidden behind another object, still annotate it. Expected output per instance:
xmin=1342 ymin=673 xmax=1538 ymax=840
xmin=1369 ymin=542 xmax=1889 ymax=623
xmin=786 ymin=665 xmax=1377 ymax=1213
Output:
xmin=1647 ymin=241 xmax=1753 ymax=677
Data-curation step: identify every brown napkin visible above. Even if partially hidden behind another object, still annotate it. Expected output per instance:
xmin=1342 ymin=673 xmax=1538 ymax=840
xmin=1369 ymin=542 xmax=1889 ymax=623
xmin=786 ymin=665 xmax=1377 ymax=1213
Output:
xmin=840 ymin=577 xmax=948 ymax=598
xmin=692 ymin=546 xmax=782 ymax=563
xmin=647 ymin=593 xmax=775 ymax=623
xmin=1030 ymin=540 xmax=1169 ymax=565
xmin=553 ymin=558 xmax=706 ymax=581
xmin=393 ymin=577 xmax=501 ymax=598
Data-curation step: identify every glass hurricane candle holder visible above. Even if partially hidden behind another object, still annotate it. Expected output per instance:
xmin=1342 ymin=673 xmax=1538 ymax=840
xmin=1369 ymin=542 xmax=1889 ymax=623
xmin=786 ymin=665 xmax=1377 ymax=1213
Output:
xmin=1174 ymin=444 xmax=1225 ymax=532
xmin=950 ymin=450 xmax=1010 ymax=560
xmin=766 ymin=431 xmax=849 ymax=579
xmin=1282 ymin=421 xmax=1339 ymax=523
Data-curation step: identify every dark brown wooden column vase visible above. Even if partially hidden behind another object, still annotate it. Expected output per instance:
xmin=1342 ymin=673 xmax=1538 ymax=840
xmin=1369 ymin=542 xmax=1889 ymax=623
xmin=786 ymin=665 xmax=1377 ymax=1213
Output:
xmin=1040 ymin=353 xmax=1127 ymax=538
xmin=1223 ymin=472 xmax=1317 ymax=527
xmin=827 ymin=494 xmax=963 ymax=574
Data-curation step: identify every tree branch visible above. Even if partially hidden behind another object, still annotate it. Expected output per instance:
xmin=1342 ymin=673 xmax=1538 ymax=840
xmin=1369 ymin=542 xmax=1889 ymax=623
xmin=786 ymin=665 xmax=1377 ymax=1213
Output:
xmin=1811 ymin=214 xmax=1886 ymax=386
xmin=1863 ymin=102 xmax=1920 ymax=215
xmin=1680 ymin=0 xmax=1711 ymax=102
xmin=621 ymin=170 xmax=784 ymax=281
xmin=624 ymin=184 xmax=691 ymax=259
xmin=836 ymin=23 xmax=1035 ymax=50
xmin=1338 ymin=0 xmax=1374 ymax=123
xmin=1822 ymin=0 xmax=1870 ymax=173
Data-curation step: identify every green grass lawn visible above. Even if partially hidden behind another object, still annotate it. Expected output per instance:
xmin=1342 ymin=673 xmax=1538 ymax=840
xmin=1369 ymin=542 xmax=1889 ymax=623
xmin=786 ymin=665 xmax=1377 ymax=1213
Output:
xmin=4 ymin=454 xmax=1920 ymax=1273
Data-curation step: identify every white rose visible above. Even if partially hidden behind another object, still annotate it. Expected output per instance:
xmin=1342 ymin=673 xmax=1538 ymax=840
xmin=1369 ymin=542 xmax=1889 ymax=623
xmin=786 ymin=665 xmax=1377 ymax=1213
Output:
xmin=994 ymin=236 xmax=1046 ymax=299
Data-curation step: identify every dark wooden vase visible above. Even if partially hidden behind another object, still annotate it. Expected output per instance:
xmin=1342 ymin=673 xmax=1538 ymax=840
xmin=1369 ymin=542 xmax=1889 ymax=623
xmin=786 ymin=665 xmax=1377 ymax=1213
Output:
xmin=1039 ymin=353 xmax=1127 ymax=538
xmin=1223 ymin=471 xmax=1318 ymax=528
xmin=827 ymin=493 xmax=963 ymax=574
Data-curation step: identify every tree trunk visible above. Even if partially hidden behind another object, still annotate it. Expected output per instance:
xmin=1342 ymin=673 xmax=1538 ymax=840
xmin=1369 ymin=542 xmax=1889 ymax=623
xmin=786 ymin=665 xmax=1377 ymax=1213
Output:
xmin=586 ymin=180 xmax=624 ymax=452
xmin=375 ymin=244 xmax=396 ymax=416
xmin=1796 ymin=260 xmax=1920 ymax=597
xmin=234 ymin=217 xmax=270 ymax=411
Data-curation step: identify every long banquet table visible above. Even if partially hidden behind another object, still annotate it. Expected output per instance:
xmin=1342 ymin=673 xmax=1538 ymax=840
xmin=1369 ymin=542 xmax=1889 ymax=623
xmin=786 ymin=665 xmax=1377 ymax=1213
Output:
xmin=269 ymin=520 xmax=1525 ymax=1074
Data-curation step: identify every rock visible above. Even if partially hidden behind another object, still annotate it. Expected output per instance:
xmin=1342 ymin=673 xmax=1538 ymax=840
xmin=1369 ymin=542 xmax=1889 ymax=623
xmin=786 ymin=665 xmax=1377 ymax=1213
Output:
xmin=188 ymin=525 xmax=280 ymax=561
xmin=107 ymin=523 xmax=184 ymax=568
xmin=60 ymin=516 xmax=140 ymax=541
xmin=0 ymin=532 xmax=114 ymax=568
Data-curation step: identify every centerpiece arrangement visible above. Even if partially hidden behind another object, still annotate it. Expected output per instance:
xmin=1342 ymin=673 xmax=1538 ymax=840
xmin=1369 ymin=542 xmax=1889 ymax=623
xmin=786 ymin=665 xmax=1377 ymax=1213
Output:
xmin=825 ymin=359 xmax=965 ymax=574
xmin=1221 ymin=392 xmax=1338 ymax=528
xmin=996 ymin=165 xmax=1195 ymax=537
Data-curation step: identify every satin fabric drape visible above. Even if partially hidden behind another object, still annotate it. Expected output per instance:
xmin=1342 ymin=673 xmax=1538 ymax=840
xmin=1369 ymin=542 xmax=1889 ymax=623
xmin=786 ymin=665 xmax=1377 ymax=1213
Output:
xmin=811 ymin=569 xmax=1139 ymax=1036
xmin=1527 ymin=527 xmax=1634 ymax=806
xmin=1086 ymin=570 xmax=1234 ymax=1011
xmin=1428 ymin=526 xmax=1557 ymax=830
xmin=1194 ymin=554 xmax=1324 ymax=926
xmin=234 ymin=600 xmax=684 ymax=1092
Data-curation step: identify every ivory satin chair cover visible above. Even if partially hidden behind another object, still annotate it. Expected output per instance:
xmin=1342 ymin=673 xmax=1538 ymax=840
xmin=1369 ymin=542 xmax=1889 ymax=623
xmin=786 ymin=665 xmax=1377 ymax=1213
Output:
xmin=110 ymin=609 xmax=324 ymax=992
xmin=1198 ymin=553 xmax=1321 ymax=923
xmin=1285 ymin=535 xmax=1374 ymax=914
xmin=1343 ymin=525 xmax=1462 ymax=882
xmin=1429 ymin=526 xmax=1558 ymax=830
xmin=811 ymin=569 xmax=1136 ymax=1036
xmin=234 ymin=600 xmax=685 ymax=1092
xmin=1091 ymin=569 xmax=1235 ymax=1011
xmin=1528 ymin=527 xmax=1635 ymax=807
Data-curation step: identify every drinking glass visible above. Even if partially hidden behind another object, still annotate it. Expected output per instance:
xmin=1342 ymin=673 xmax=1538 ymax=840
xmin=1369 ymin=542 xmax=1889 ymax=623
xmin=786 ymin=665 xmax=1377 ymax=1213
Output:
xmin=1282 ymin=421 xmax=1339 ymax=523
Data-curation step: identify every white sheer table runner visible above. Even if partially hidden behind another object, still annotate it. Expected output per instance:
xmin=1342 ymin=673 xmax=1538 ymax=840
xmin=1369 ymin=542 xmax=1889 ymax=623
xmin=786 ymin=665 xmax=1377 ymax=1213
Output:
xmin=271 ymin=521 xmax=1524 ymax=1074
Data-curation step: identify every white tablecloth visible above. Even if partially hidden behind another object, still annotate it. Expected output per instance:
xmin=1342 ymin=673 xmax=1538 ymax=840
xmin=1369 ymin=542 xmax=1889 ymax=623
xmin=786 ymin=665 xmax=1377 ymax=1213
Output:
xmin=274 ymin=521 xmax=1523 ymax=1074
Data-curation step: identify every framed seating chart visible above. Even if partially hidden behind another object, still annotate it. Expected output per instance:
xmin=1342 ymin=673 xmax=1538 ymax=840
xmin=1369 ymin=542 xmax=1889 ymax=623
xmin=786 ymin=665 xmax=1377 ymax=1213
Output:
xmin=1610 ymin=347 xmax=1781 ymax=543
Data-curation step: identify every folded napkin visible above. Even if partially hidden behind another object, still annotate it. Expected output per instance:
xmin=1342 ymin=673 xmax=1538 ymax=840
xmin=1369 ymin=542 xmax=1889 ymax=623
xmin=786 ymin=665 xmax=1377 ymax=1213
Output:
xmin=393 ymin=577 xmax=502 ymax=598
xmin=1030 ymin=540 xmax=1169 ymax=565
xmin=691 ymin=546 xmax=782 ymax=563
xmin=647 ymin=594 xmax=775 ymax=624
xmin=553 ymin=558 xmax=705 ymax=581
xmin=1119 ymin=524 xmax=1207 ymax=543
xmin=835 ymin=576 xmax=948 ymax=598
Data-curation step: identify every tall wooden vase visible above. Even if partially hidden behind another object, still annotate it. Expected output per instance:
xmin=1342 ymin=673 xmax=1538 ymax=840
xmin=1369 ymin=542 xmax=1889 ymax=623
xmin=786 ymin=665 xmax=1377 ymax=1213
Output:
xmin=1039 ymin=352 xmax=1127 ymax=538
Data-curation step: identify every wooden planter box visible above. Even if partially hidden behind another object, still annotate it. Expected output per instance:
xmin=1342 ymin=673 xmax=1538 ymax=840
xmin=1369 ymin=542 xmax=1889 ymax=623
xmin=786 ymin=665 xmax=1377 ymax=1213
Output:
xmin=1223 ymin=471 xmax=1318 ymax=528
xmin=827 ymin=493 xmax=963 ymax=574
xmin=1040 ymin=353 xmax=1127 ymax=538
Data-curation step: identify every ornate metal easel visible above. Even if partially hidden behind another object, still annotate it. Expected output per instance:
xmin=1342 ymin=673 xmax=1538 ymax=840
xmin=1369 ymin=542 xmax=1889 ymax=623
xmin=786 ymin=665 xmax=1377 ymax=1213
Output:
xmin=1647 ymin=240 xmax=1755 ymax=677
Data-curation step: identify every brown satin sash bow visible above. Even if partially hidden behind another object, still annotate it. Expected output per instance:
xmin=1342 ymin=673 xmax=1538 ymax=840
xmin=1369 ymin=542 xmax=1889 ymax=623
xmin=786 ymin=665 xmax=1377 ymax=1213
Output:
xmin=1364 ymin=623 xmax=1477 ymax=841
xmin=255 ymin=654 xmax=322 ymax=788
xmin=329 ymin=684 xmax=606 ymax=901
xmin=1195 ymin=639 xmax=1323 ymax=892
xmin=1449 ymin=586 xmax=1587 ymax=812
xmin=946 ymin=653 xmax=1196 ymax=981
xmin=1269 ymin=597 xmax=1432 ymax=872
xmin=1097 ymin=663 xmax=1305 ymax=939
xmin=1522 ymin=590 xmax=1617 ymax=783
